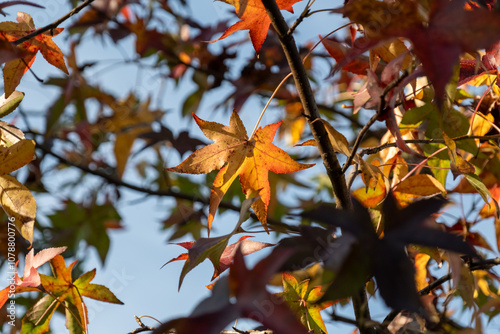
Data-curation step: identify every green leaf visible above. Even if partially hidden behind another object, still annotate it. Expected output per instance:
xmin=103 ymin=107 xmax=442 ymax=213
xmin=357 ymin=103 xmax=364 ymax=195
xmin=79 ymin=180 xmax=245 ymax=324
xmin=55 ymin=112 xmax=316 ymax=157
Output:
xmin=21 ymin=294 xmax=59 ymax=334
xmin=464 ymin=173 xmax=500 ymax=216
xmin=0 ymin=91 xmax=24 ymax=118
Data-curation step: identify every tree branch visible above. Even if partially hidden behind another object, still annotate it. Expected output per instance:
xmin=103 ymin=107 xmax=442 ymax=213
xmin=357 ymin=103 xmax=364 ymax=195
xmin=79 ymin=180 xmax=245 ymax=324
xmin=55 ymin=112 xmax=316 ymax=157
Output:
xmin=33 ymin=137 xmax=297 ymax=233
xmin=261 ymin=0 xmax=351 ymax=211
xmin=261 ymin=0 xmax=375 ymax=332
xmin=12 ymin=0 xmax=95 ymax=46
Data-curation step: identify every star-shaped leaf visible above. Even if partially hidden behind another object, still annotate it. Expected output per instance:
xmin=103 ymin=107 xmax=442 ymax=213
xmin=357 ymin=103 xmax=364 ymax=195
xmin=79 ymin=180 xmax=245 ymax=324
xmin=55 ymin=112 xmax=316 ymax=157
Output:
xmin=167 ymin=111 xmax=313 ymax=232
xmin=166 ymin=235 xmax=274 ymax=289
xmin=212 ymin=0 xmax=302 ymax=53
xmin=21 ymin=255 xmax=123 ymax=333
xmin=279 ymin=272 xmax=333 ymax=333
xmin=0 ymin=12 xmax=68 ymax=97
xmin=336 ymin=0 xmax=500 ymax=103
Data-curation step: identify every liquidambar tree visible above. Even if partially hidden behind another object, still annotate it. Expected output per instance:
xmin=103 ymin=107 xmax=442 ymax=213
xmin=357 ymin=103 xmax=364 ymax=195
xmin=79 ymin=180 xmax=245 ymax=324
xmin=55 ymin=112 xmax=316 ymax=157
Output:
xmin=1 ymin=0 xmax=500 ymax=333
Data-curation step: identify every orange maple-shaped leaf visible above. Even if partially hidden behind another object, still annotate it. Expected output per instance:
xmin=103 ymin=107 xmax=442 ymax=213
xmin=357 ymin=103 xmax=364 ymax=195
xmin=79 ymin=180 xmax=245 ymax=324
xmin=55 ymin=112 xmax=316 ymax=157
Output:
xmin=212 ymin=0 xmax=302 ymax=53
xmin=167 ymin=111 xmax=313 ymax=232
xmin=19 ymin=255 xmax=123 ymax=333
xmin=0 ymin=12 xmax=68 ymax=97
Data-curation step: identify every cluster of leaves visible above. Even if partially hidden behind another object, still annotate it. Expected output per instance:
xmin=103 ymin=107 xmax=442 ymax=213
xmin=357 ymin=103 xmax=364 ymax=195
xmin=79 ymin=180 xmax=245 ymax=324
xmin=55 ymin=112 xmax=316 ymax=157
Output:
xmin=1 ymin=0 xmax=500 ymax=333
xmin=0 ymin=3 xmax=125 ymax=333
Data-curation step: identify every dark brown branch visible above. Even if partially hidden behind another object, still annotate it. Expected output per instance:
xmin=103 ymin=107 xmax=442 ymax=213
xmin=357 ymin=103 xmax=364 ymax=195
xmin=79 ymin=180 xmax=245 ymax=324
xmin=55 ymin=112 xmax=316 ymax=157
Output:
xmin=12 ymin=0 xmax=95 ymax=46
xmin=261 ymin=0 xmax=351 ymax=211
xmin=261 ymin=0 xmax=376 ymax=332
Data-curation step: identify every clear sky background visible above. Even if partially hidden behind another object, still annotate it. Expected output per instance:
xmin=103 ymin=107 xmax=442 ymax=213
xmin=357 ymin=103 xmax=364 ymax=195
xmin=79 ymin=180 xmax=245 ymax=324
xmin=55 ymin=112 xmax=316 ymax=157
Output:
xmin=3 ymin=0 xmax=500 ymax=333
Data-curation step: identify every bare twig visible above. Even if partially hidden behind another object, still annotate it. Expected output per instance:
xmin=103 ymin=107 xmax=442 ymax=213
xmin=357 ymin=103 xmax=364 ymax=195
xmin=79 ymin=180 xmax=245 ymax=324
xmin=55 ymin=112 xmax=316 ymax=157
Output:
xmin=342 ymin=70 xmax=409 ymax=173
xmin=12 ymin=0 xmax=95 ymax=46
xmin=383 ymin=257 xmax=500 ymax=326
xmin=288 ymin=0 xmax=314 ymax=35
xmin=128 ymin=315 xmax=161 ymax=334
xmin=358 ymin=134 xmax=500 ymax=156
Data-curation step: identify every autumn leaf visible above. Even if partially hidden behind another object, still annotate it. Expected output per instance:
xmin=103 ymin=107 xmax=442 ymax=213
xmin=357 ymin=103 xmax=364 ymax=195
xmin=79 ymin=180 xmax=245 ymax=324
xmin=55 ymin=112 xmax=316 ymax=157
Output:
xmin=166 ymin=235 xmax=274 ymax=288
xmin=393 ymin=174 xmax=446 ymax=206
xmin=0 ymin=174 xmax=36 ymax=244
xmin=101 ymin=95 xmax=163 ymax=178
xmin=336 ymin=0 xmax=500 ymax=103
xmin=278 ymin=272 xmax=333 ymax=333
xmin=21 ymin=255 xmax=123 ymax=333
xmin=0 ymin=12 xmax=68 ymax=97
xmin=414 ymin=253 xmax=430 ymax=291
xmin=212 ymin=0 xmax=302 ymax=53
xmin=302 ymin=193 xmax=477 ymax=312
xmin=0 ymin=247 xmax=67 ymax=309
xmin=0 ymin=90 xmax=24 ymax=117
xmin=321 ymin=37 xmax=370 ymax=75
xmin=0 ymin=138 xmax=35 ymax=175
xmin=154 ymin=248 xmax=309 ymax=334
xmin=166 ymin=111 xmax=313 ymax=232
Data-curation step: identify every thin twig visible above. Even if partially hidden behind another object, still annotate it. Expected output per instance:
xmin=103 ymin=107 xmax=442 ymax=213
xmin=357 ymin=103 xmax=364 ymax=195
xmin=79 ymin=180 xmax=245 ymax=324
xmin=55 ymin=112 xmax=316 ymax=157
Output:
xmin=128 ymin=315 xmax=160 ymax=334
xmin=12 ymin=0 xmax=95 ymax=46
xmin=358 ymin=134 xmax=500 ymax=156
xmin=342 ymin=70 xmax=409 ymax=174
xmin=288 ymin=0 xmax=314 ymax=35
xmin=32 ymin=136 xmax=297 ymax=233
xmin=383 ymin=257 xmax=500 ymax=325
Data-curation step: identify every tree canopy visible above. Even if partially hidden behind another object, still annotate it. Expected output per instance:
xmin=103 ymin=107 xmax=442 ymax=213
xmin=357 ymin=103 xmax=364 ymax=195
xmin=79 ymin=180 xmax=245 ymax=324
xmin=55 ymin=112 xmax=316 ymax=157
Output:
xmin=1 ymin=0 xmax=500 ymax=333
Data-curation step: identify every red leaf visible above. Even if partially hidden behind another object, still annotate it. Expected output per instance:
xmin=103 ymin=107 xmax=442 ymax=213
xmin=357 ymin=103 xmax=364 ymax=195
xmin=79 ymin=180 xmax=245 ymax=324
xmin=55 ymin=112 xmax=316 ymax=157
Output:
xmin=211 ymin=0 xmax=301 ymax=53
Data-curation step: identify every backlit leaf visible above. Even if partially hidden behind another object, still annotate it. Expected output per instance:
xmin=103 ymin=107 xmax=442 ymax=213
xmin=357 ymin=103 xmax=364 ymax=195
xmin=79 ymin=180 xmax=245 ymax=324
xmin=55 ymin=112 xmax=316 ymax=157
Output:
xmin=167 ymin=111 xmax=313 ymax=232
xmin=0 ymin=174 xmax=35 ymax=244
xmin=0 ymin=138 xmax=35 ymax=175
xmin=0 ymin=12 xmax=68 ymax=97
xmin=212 ymin=0 xmax=301 ymax=53
xmin=0 ymin=90 xmax=24 ymax=117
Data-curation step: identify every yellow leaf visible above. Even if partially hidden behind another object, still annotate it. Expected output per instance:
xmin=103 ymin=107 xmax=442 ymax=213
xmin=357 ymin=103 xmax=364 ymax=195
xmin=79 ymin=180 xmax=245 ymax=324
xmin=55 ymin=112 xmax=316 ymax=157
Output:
xmin=295 ymin=119 xmax=351 ymax=157
xmin=414 ymin=253 xmax=430 ymax=291
xmin=394 ymin=174 xmax=446 ymax=197
xmin=0 ymin=139 xmax=35 ymax=175
xmin=353 ymin=173 xmax=387 ymax=208
xmin=358 ymin=157 xmax=383 ymax=190
xmin=442 ymin=132 xmax=475 ymax=176
xmin=372 ymin=39 xmax=411 ymax=69
xmin=471 ymin=112 xmax=494 ymax=137
xmin=102 ymin=95 xmax=162 ymax=179
xmin=114 ymin=133 xmax=135 ymax=179
xmin=279 ymin=102 xmax=306 ymax=145
xmin=0 ymin=175 xmax=36 ymax=244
